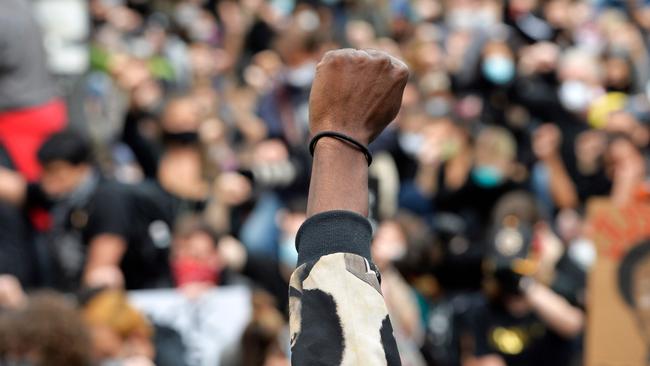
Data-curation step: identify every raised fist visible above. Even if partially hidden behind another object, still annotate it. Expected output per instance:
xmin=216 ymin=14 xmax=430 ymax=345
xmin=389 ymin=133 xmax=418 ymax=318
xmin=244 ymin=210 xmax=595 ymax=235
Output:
xmin=533 ymin=123 xmax=562 ymax=161
xmin=309 ymin=49 xmax=409 ymax=145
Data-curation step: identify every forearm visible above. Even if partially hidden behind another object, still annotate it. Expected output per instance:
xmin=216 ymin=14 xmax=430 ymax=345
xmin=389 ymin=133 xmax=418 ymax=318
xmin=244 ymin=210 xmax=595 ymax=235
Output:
xmin=293 ymin=135 xmax=400 ymax=366
xmin=83 ymin=234 xmax=127 ymax=283
xmin=525 ymin=281 xmax=584 ymax=338
xmin=291 ymin=48 xmax=407 ymax=366
xmin=290 ymin=210 xmax=400 ymax=365
xmin=307 ymin=138 xmax=369 ymax=217
xmin=0 ymin=167 xmax=26 ymax=206
xmin=543 ymin=156 xmax=578 ymax=209
xmin=415 ymin=164 xmax=439 ymax=197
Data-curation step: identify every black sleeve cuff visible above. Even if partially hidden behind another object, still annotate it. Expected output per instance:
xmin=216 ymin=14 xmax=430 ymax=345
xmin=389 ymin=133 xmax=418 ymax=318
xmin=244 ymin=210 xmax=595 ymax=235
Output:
xmin=295 ymin=210 xmax=372 ymax=267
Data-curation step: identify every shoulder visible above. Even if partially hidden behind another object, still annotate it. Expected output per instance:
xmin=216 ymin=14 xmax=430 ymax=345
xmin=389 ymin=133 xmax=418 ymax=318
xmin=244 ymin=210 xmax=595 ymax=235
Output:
xmin=92 ymin=181 xmax=132 ymax=202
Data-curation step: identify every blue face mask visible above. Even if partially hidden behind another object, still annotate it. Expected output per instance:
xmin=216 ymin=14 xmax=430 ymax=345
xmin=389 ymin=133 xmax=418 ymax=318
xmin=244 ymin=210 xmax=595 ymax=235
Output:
xmin=279 ymin=236 xmax=299 ymax=269
xmin=482 ymin=56 xmax=515 ymax=85
xmin=472 ymin=165 xmax=505 ymax=188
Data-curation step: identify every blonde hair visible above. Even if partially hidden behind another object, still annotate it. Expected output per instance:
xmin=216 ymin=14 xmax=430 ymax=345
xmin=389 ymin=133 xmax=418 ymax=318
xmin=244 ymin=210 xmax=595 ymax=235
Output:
xmin=82 ymin=290 xmax=153 ymax=340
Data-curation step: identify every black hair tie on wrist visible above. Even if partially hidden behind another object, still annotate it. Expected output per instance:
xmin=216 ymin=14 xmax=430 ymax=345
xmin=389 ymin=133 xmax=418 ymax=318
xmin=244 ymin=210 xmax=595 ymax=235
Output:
xmin=309 ymin=131 xmax=373 ymax=166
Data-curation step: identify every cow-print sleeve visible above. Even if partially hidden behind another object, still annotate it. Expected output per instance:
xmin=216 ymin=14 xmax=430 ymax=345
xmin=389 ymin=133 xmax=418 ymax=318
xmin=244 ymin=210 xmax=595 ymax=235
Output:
xmin=289 ymin=210 xmax=401 ymax=366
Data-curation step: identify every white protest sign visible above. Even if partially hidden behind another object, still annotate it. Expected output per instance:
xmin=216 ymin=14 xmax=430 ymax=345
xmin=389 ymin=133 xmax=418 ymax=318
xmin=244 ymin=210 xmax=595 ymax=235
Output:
xmin=129 ymin=286 xmax=252 ymax=366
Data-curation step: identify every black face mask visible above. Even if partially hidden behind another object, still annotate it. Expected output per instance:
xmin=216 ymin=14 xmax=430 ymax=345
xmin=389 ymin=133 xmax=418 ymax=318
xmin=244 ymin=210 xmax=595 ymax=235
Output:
xmin=606 ymin=84 xmax=632 ymax=94
xmin=162 ymin=131 xmax=200 ymax=146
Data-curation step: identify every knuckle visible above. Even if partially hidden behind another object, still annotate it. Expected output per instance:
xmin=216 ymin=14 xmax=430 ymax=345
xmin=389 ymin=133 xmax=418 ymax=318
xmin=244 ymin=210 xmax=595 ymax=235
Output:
xmin=375 ymin=55 xmax=391 ymax=67
xmin=321 ymin=50 xmax=338 ymax=63
xmin=394 ymin=65 xmax=410 ymax=80
xmin=349 ymin=49 xmax=366 ymax=60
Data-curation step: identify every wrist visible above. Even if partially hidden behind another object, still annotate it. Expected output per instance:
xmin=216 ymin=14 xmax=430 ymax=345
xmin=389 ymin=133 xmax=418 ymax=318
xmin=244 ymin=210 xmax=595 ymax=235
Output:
xmin=308 ymin=135 xmax=369 ymax=217
xmin=311 ymin=124 xmax=371 ymax=146
xmin=312 ymin=133 xmax=371 ymax=165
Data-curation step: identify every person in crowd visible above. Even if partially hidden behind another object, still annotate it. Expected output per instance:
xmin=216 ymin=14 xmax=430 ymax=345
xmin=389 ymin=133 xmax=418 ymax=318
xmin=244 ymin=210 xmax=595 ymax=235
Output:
xmin=462 ymin=192 xmax=585 ymax=366
xmin=0 ymin=289 xmax=92 ymax=366
xmin=81 ymin=288 xmax=186 ymax=366
xmin=0 ymin=0 xmax=648 ymax=365
xmin=171 ymin=214 xmax=291 ymax=312
xmin=0 ymin=0 xmax=67 ymax=183
xmin=287 ymin=48 xmax=408 ymax=365
xmin=372 ymin=215 xmax=429 ymax=365
xmin=221 ymin=291 xmax=290 ymax=366
xmin=0 ymin=131 xmax=176 ymax=290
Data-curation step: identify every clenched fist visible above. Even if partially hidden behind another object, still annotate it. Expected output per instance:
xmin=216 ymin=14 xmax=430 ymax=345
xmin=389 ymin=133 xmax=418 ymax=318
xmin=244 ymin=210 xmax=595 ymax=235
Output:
xmin=309 ymin=49 xmax=409 ymax=145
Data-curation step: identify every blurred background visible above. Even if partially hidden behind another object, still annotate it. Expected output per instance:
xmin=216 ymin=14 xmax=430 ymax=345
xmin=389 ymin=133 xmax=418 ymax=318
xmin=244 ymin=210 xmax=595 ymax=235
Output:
xmin=0 ymin=0 xmax=649 ymax=365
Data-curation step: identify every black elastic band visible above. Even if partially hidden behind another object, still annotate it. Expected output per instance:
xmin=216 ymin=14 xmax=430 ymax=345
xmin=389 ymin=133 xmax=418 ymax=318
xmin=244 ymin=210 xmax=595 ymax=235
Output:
xmin=309 ymin=131 xmax=373 ymax=166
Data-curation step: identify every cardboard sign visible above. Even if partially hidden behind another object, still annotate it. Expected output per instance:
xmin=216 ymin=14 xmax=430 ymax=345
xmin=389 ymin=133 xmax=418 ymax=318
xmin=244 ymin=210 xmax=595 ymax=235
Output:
xmin=129 ymin=286 xmax=252 ymax=366
xmin=585 ymin=199 xmax=650 ymax=366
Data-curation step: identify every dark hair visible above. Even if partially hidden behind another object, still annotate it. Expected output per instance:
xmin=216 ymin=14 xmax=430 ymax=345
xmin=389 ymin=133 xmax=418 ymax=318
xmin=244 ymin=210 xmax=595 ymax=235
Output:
xmin=0 ymin=291 xmax=92 ymax=366
xmin=618 ymin=240 xmax=650 ymax=307
xmin=491 ymin=191 xmax=540 ymax=226
xmin=240 ymin=291 xmax=286 ymax=366
xmin=37 ymin=130 xmax=92 ymax=165
xmin=392 ymin=210 xmax=440 ymax=276
xmin=173 ymin=215 xmax=222 ymax=248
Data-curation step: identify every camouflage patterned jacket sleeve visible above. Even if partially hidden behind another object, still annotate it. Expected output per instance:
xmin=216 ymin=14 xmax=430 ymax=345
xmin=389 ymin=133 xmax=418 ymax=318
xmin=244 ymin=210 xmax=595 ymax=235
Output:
xmin=289 ymin=210 xmax=401 ymax=365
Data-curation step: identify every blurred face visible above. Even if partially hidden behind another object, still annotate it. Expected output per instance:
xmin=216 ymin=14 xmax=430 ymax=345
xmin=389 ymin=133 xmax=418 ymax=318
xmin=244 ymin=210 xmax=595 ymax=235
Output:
xmin=172 ymin=231 xmax=220 ymax=267
xmin=171 ymin=230 xmax=222 ymax=287
xmin=605 ymin=57 xmax=631 ymax=91
xmin=474 ymin=130 xmax=514 ymax=173
xmin=278 ymin=211 xmax=306 ymax=271
xmin=509 ymin=0 xmax=537 ymax=15
xmin=89 ymin=324 xmax=123 ymax=360
xmin=544 ymin=0 xmax=571 ymax=29
xmin=372 ymin=221 xmax=407 ymax=269
xmin=158 ymin=146 xmax=208 ymax=200
xmin=445 ymin=0 xmax=501 ymax=29
xmin=482 ymin=43 xmax=515 ymax=85
xmin=575 ymin=130 xmax=607 ymax=175
xmin=346 ymin=20 xmax=375 ymax=49
xmin=89 ymin=327 xmax=154 ymax=363
xmin=607 ymin=136 xmax=643 ymax=167
xmin=419 ymin=119 xmax=464 ymax=163
xmin=162 ymin=98 xmax=201 ymax=134
xmin=471 ymin=129 xmax=516 ymax=188
xmin=40 ymin=161 xmax=90 ymax=200
xmin=606 ymin=112 xmax=650 ymax=147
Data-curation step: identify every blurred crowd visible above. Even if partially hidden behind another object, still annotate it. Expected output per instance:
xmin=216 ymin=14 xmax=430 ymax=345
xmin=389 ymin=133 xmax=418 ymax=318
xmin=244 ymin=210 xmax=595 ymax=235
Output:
xmin=1 ymin=0 xmax=650 ymax=365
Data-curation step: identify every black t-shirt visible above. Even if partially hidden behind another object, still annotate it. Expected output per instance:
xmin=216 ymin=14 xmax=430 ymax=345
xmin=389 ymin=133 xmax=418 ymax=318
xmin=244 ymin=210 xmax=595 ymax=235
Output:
xmin=30 ymin=179 xmax=205 ymax=290
xmin=466 ymin=257 xmax=585 ymax=366
xmin=82 ymin=181 xmax=175 ymax=289
xmin=512 ymin=74 xmax=612 ymax=203
xmin=432 ymin=168 xmax=524 ymax=290
xmin=559 ymin=131 xmax=612 ymax=204
xmin=470 ymin=300 xmax=574 ymax=366
xmin=434 ymin=166 xmax=523 ymax=239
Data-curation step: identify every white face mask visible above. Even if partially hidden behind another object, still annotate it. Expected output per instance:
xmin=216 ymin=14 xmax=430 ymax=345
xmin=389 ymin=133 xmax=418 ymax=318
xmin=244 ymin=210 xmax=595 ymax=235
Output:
xmin=568 ymin=238 xmax=597 ymax=271
xmin=374 ymin=241 xmax=407 ymax=263
xmin=278 ymin=235 xmax=299 ymax=269
xmin=558 ymin=80 xmax=599 ymax=112
xmin=285 ymin=62 xmax=316 ymax=88
xmin=398 ymin=132 xmax=425 ymax=156
xmin=446 ymin=8 xmax=498 ymax=30
xmin=425 ymin=97 xmax=452 ymax=117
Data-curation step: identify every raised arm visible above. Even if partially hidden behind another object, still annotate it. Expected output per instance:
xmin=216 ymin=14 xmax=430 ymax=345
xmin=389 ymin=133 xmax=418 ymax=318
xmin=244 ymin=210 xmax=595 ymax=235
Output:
xmin=532 ymin=124 xmax=579 ymax=209
xmin=289 ymin=49 xmax=408 ymax=366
